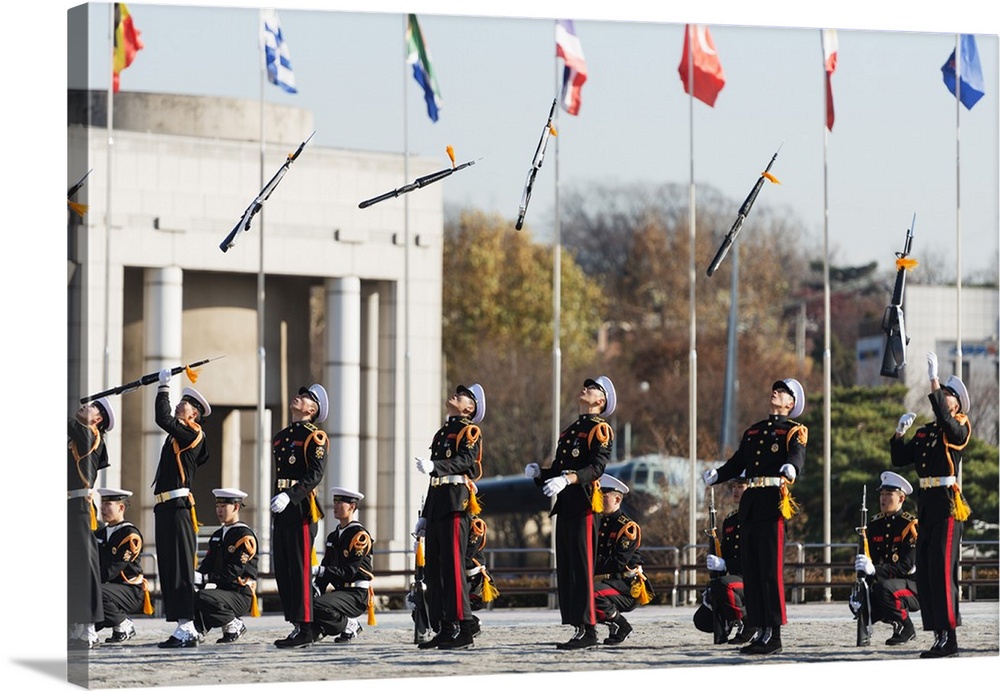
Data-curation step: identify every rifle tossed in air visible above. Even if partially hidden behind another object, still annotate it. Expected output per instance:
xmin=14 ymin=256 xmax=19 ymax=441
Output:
xmin=408 ymin=502 xmax=433 ymax=643
xmin=79 ymin=356 xmax=226 ymax=404
xmin=880 ymin=214 xmax=917 ymax=378
xmin=703 ymin=486 xmax=731 ymax=644
xmin=68 ymin=169 xmax=93 ymax=218
xmin=515 ymin=98 xmax=558 ymax=230
xmin=706 ymin=145 xmax=782 ymax=277
xmin=219 ymin=132 xmax=314 ymax=252
xmin=359 ymin=146 xmax=479 ymax=209
xmin=852 ymin=485 xmax=874 ymax=646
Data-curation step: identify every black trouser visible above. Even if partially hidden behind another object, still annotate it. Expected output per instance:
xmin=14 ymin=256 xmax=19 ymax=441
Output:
xmin=708 ymin=575 xmax=746 ymax=622
xmin=593 ymin=579 xmax=636 ymax=621
xmin=272 ymin=506 xmax=319 ymax=623
xmin=555 ymin=509 xmax=598 ymax=626
xmin=916 ymin=514 xmax=962 ymax=631
xmin=870 ymin=577 xmax=919 ymax=625
xmin=741 ymin=515 xmax=786 ymax=628
xmin=314 ymin=589 xmax=368 ymax=635
xmin=98 ymin=583 xmax=144 ymax=629
xmin=194 ymin=588 xmax=252 ymax=633
xmin=154 ymin=499 xmax=197 ymax=621
xmin=67 ymin=499 xmax=102 ymax=625
xmin=425 ymin=511 xmax=472 ymax=626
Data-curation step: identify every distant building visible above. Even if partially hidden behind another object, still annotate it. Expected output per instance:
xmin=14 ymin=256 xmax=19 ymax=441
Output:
xmin=68 ymin=89 xmax=445 ymax=580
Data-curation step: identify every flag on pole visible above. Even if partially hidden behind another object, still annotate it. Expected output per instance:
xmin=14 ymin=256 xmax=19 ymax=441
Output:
xmin=555 ymin=19 xmax=588 ymax=115
xmin=678 ymin=24 xmax=725 ymax=107
xmin=112 ymin=3 xmax=144 ymax=93
xmin=942 ymin=34 xmax=985 ymax=110
xmin=407 ymin=14 xmax=442 ymax=122
xmin=822 ymin=29 xmax=838 ymax=131
xmin=262 ymin=9 xmax=297 ymax=94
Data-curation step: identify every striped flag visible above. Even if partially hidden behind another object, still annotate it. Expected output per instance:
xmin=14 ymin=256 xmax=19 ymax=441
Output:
xmin=407 ymin=14 xmax=442 ymax=122
xmin=556 ymin=19 xmax=588 ymax=115
xmin=822 ymin=29 xmax=838 ymax=131
xmin=262 ymin=9 xmax=297 ymax=94
xmin=112 ymin=3 xmax=144 ymax=93
xmin=942 ymin=34 xmax=985 ymax=110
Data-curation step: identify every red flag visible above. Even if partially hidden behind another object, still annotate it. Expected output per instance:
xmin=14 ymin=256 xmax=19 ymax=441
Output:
xmin=822 ymin=29 xmax=838 ymax=131
xmin=678 ymin=24 xmax=725 ymax=107
xmin=113 ymin=3 xmax=144 ymax=93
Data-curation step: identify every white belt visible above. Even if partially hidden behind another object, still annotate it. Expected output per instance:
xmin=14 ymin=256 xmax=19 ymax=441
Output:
xmin=338 ymin=580 xmax=372 ymax=589
xmin=155 ymin=488 xmax=191 ymax=503
xmin=746 ymin=476 xmax=784 ymax=488
xmin=67 ymin=489 xmax=92 ymax=500
xmin=276 ymin=479 xmax=299 ymax=490
xmin=430 ymin=474 xmax=467 ymax=487
xmin=919 ymin=476 xmax=956 ymax=489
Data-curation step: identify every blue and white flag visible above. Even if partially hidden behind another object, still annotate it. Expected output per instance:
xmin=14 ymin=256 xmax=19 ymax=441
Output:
xmin=262 ymin=9 xmax=297 ymax=94
xmin=941 ymin=34 xmax=984 ymax=110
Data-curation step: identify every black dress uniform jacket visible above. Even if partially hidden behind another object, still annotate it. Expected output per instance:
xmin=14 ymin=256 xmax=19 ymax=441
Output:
xmin=313 ymin=521 xmax=374 ymax=635
xmin=864 ymin=509 xmax=920 ymax=624
xmin=194 ymin=521 xmax=259 ymax=632
xmin=68 ymin=418 xmax=110 ymax=625
xmin=95 ymin=521 xmax=146 ymax=628
xmin=890 ymin=388 xmax=971 ymax=632
xmin=594 ymin=508 xmax=643 ymax=620
xmin=271 ymin=420 xmax=328 ymax=624
xmin=537 ymin=414 xmax=614 ymax=627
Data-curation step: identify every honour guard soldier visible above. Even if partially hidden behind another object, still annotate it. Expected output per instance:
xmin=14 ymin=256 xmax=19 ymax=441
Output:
xmin=193 ymin=488 xmax=259 ymax=645
xmin=594 ymin=474 xmax=653 ymax=645
xmin=694 ymin=474 xmax=755 ymax=645
xmin=303 ymin=487 xmax=376 ymax=646
xmin=703 ymin=378 xmax=807 ymax=655
xmin=94 ymin=487 xmax=150 ymax=645
xmin=526 ymin=376 xmax=616 ymax=650
xmin=271 ymin=384 xmax=330 ymax=648
xmin=414 ymin=383 xmax=486 ymax=651
xmin=68 ymin=398 xmax=115 ymax=649
xmin=153 ymin=371 xmax=212 ymax=648
xmin=852 ymin=471 xmax=920 ymax=646
xmin=891 ymin=352 xmax=972 ymax=659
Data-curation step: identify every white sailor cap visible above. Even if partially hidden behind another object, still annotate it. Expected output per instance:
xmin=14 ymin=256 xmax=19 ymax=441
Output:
xmin=942 ymin=375 xmax=970 ymax=414
xmin=299 ymin=384 xmax=329 ymax=424
xmin=93 ymin=397 xmax=116 ymax=432
xmin=212 ymin=488 xmax=248 ymax=503
xmin=773 ymin=378 xmax=805 ymax=418
xmin=96 ymin=487 xmax=133 ymax=502
xmin=181 ymin=387 xmax=212 ymax=418
xmin=585 ymin=375 xmax=617 ymax=417
xmin=878 ymin=471 xmax=913 ymax=496
xmin=599 ymin=474 xmax=630 ymax=495
xmin=330 ymin=487 xmax=364 ymax=503
xmin=457 ymin=383 xmax=486 ymax=424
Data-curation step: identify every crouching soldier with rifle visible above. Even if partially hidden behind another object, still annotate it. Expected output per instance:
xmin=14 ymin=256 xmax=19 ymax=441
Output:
xmin=851 ymin=472 xmax=920 ymax=646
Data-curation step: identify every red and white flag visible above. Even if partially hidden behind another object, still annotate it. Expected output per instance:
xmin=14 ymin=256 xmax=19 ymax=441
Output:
xmin=822 ymin=29 xmax=838 ymax=131
xmin=678 ymin=24 xmax=725 ymax=107
xmin=556 ymin=19 xmax=588 ymax=115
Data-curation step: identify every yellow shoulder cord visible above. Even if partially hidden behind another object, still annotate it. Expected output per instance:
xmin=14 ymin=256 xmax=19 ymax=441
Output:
xmin=583 ymin=422 xmax=613 ymax=512
xmin=168 ymin=424 xmax=205 ymax=541
xmin=70 ymin=427 xmax=102 ymax=529
xmin=942 ymin=415 xmax=972 ymax=520
xmin=230 ymin=533 xmax=261 ymax=615
xmin=457 ymin=425 xmax=484 ymax=514
xmin=779 ymin=425 xmax=807 ymax=519
xmin=902 ymin=518 xmax=919 ymax=543
xmin=303 ymin=429 xmax=329 ymax=523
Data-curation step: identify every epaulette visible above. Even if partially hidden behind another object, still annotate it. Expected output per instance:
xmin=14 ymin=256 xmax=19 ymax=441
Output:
xmin=900 ymin=510 xmax=917 ymax=521
xmin=303 ymin=422 xmax=319 ymax=432
xmin=725 ymin=510 xmax=738 ymax=519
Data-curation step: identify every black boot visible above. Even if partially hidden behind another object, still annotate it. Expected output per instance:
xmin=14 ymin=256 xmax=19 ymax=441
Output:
xmin=922 ymin=629 xmax=958 ymax=658
xmin=437 ymin=621 xmax=476 ymax=650
xmin=603 ymin=615 xmax=633 ymax=645
xmin=742 ymin=625 xmax=782 ymax=655
xmin=558 ymin=624 xmax=598 ymax=650
xmin=274 ymin=623 xmax=315 ymax=649
xmin=417 ymin=625 xmax=451 ymax=649
xmin=885 ymin=618 xmax=916 ymax=646
xmin=729 ymin=621 xmax=759 ymax=645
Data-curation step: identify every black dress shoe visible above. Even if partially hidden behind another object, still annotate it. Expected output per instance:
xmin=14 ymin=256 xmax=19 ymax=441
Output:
xmin=921 ymin=629 xmax=958 ymax=658
xmin=417 ymin=629 xmax=450 ymax=649
xmin=158 ymin=635 xmax=198 ymax=649
xmin=437 ymin=627 xmax=475 ymax=650
xmin=729 ymin=625 xmax=759 ymax=645
xmin=334 ymin=624 xmax=362 ymax=643
xmin=603 ymin=616 xmax=633 ymax=645
xmin=741 ymin=628 xmax=781 ymax=655
xmin=885 ymin=619 xmax=916 ymax=646
xmin=217 ymin=622 xmax=247 ymax=644
xmin=105 ymin=629 xmax=136 ymax=644
xmin=68 ymin=638 xmax=94 ymax=651
xmin=558 ymin=626 xmax=599 ymax=650
xmin=274 ymin=627 xmax=315 ymax=649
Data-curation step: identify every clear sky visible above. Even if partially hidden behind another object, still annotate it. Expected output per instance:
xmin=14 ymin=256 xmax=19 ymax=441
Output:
xmin=73 ymin=0 xmax=999 ymax=280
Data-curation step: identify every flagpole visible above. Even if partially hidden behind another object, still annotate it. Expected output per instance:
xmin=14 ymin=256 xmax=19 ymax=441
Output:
xmin=104 ymin=3 xmax=116 ymax=393
xmin=256 ymin=9 xmax=270 ymax=572
xmin=551 ymin=24 xmax=562 ymax=459
xmin=820 ymin=30 xmax=833 ymax=603
xmin=954 ymin=34 xmax=963 ymax=377
xmin=686 ymin=24 xmax=699 ymax=600
xmin=403 ymin=13 xmax=413 ymax=536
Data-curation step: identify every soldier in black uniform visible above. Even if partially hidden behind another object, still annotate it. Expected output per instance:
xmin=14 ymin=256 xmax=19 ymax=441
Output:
xmin=694 ymin=474 xmax=755 ymax=645
xmin=67 ymin=397 xmax=115 ymax=649
xmin=593 ymin=474 xmax=652 ymax=646
xmin=193 ymin=488 xmax=259 ymax=645
xmin=153 ymin=370 xmax=212 ymax=649
xmin=703 ymin=378 xmax=807 ymax=655
xmin=525 ymin=376 xmax=616 ymax=650
xmin=891 ymin=352 xmax=972 ymax=659
xmin=852 ymin=471 xmax=920 ymax=646
xmin=305 ymin=487 xmax=375 ymax=646
xmin=271 ymin=384 xmax=330 ymax=648
xmin=414 ymin=383 xmax=486 ymax=651
xmin=94 ymin=487 xmax=148 ymax=645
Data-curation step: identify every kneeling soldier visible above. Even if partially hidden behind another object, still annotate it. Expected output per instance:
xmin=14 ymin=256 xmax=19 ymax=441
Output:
xmin=95 ymin=488 xmax=151 ymax=644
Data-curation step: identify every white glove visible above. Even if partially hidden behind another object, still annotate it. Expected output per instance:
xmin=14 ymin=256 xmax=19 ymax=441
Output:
xmin=313 ymin=565 xmax=326 ymax=579
xmin=158 ymin=368 xmax=172 ymax=386
xmin=413 ymin=517 xmax=427 ymax=538
xmin=701 ymin=588 xmax=713 ymax=609
xmin=780 ymin=464 xmax=797 ymax=481
xmin=270 ymin=492 xmax=290 ymax=514
xmin=524 ymin=463 xmax=540 ymax=479
xmin=896 ymin=412 xmax=917 ymax=436
xmin=542 ymin=475 xmax=569 ymax=497
xmin=927 ymin=351 xmax=938 ymax=381
xmin=706 ymin=554 xmax=727 ymax=572
xmin=855 ymin=554 xmax=876 ymax=576
xmin=192 ymin=571 xmax=204 ymax=586
xmin=703 ymin=469 xmax=718 ymax=486
xmin=415 ymin=457 xmax=434 ymax=475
